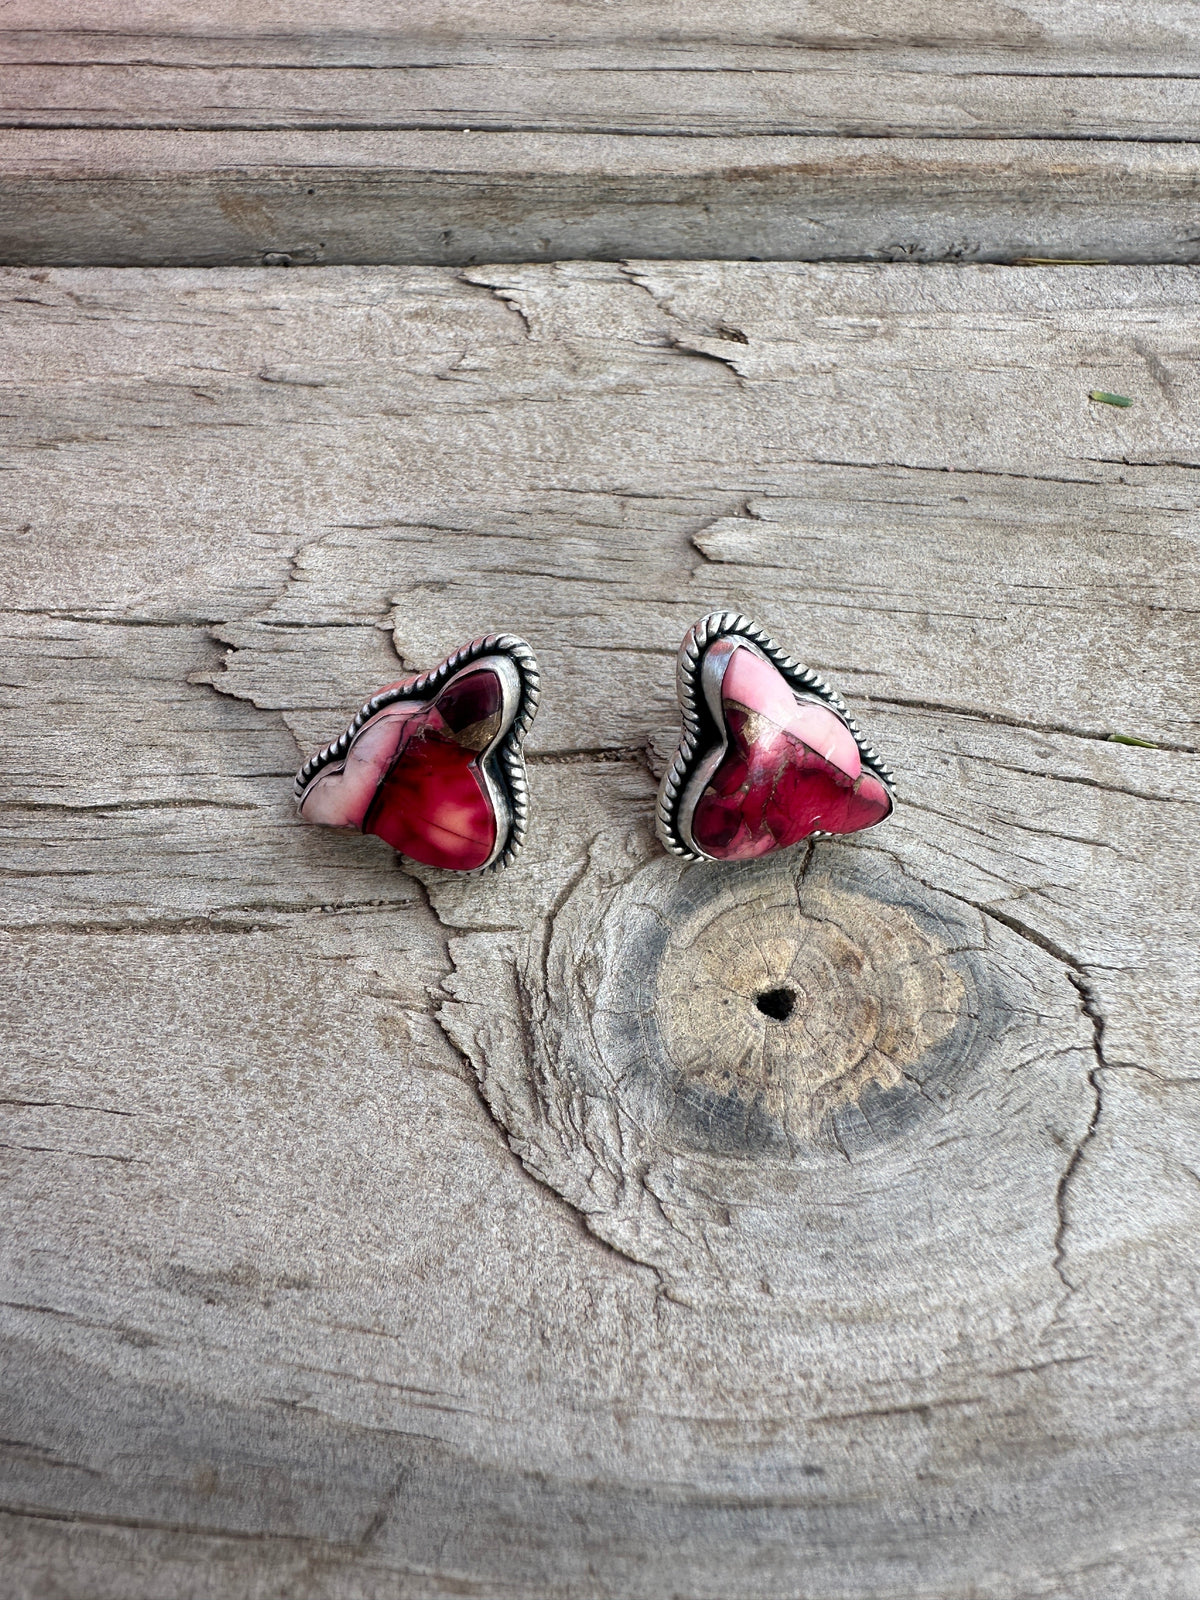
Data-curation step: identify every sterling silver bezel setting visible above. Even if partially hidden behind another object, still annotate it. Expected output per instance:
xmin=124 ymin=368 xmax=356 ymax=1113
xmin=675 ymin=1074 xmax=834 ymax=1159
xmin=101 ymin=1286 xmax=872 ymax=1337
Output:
xmin=656 ymin=611 xmax=896 ymax=863
xmin=294 ymin=633 xmax=540 ymax=872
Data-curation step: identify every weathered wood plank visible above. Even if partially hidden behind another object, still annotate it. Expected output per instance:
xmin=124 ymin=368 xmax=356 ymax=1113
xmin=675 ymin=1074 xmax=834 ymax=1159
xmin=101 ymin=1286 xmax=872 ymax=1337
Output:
xmin=6 ymin=130 xmax=1200 ymax=268
xmin=7 ymin=0 xmax=1197 ymax=59
xmin=4 ymin=1 xmax=1200 ymax=265
xmin=6 ymin=0 xmax=1199 ymax=128
xmin=6 ymin=62 xmax=1199 ymax=142
xmin=2 ymin=263 xmax=1199 ymax=1597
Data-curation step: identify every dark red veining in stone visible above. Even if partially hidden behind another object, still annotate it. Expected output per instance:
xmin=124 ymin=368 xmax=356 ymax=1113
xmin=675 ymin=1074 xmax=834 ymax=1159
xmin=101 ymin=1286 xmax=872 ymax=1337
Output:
xmin=299 ymin=665 xmax=505 ymax=870
xmin=690 ymin=647 xmax=891 ymax=861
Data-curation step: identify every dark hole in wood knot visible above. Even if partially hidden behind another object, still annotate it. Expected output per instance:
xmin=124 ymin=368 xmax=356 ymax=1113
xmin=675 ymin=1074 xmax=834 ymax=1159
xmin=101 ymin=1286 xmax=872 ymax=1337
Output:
xmin=756 ymin=987 xmax=796 ymax=1022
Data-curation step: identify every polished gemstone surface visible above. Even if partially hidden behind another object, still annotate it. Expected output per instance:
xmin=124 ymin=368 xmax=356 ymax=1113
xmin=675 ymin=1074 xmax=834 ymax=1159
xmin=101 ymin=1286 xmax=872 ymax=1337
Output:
xmin=299 ymin=666 xmax=504 ymax=870
xmin=690 ymin=647 xmax=892 ymax=860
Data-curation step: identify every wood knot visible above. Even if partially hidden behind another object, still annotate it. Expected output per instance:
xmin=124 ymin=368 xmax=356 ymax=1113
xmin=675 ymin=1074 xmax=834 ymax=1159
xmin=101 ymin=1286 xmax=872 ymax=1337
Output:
xmin=440 ymin=829 xmax=1096 ymax=1291
xmin=652 ymin=870 xmax=965 ymax=1147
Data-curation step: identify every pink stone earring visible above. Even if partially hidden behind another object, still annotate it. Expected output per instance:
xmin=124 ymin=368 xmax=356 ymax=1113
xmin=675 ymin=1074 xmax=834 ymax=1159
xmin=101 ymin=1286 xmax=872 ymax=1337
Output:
xmin=657 ymin=612 xmax=895 ymax=862
xmin=295 ymin=634 xmax=539 ymax=872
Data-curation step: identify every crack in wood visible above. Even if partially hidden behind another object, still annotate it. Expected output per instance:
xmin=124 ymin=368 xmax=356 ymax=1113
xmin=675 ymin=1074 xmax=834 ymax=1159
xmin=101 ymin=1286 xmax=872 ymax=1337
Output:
xmin=860 ymin=695 xmax=1200 ymax=754
xmin=1054 ymin=977 xmax=1108 ymax=1293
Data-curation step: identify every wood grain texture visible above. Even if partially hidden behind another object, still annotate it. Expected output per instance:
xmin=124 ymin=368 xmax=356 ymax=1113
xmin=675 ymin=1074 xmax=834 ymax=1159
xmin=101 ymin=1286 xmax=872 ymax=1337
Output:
xmin=7 ymin=130 xmax=1200 ymax=271
xmin=2 ymin=261 xmax=1199 ymax=1597
xmin=9 ymin=131 xmax=1200 ymax=270
xmin=4 ymin=1 xmax=1200 ymax=265
xmin=6 ymin=1 xmax=1200 ymax=137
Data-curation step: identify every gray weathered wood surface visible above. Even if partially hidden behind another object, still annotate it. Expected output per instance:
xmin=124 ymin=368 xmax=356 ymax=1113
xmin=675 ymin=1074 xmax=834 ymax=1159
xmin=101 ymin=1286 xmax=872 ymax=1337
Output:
xmin=2 ymin=261 xmax=1198 ymax=1597
xmin=5 ymin=1 xmax=1200 ymax=265
xmin=7 ymin=0 xmax=1199 ymax=137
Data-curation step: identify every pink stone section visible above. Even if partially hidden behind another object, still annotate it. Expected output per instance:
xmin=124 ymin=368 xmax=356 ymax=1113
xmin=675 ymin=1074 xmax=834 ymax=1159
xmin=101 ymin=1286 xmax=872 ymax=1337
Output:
xmin=691 ymin=647 xmax=891 ymax=860
xmin=299 ymin=703 xmax=418 ymax=830
xmin=298 ymin=666 xmax=502 ymax=871
xmin=722 ymin=647 xmax=862 ymax=779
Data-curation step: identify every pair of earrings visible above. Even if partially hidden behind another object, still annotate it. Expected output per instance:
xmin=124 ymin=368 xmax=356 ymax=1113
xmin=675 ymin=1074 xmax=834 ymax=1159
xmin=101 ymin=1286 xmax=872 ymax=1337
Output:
xmin=294 ymin=611 xmax=896 ymax=872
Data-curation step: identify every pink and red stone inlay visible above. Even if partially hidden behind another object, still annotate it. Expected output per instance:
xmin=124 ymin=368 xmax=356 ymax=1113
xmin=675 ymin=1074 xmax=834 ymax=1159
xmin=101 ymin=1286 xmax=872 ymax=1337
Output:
xmin=299 ymin=666 xmax=505 ymax=871
xmin=689 ymin=646 xmax=892 ymax=861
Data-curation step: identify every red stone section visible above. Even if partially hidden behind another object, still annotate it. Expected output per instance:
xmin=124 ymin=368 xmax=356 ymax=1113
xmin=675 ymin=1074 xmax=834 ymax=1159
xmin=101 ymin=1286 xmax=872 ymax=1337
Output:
xmin=690 ymin=647 xmax=892 ymax=861
xmin=298 ymin=665 xmax=505 ymax=871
